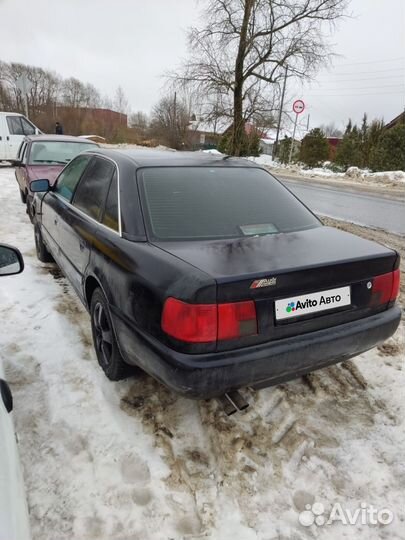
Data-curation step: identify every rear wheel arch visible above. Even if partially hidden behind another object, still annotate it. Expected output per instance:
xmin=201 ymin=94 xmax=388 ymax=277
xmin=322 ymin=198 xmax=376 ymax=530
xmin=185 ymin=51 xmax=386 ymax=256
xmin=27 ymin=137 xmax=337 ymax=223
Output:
xmin=89 ymin=286 xmax=131 ymax=380
xmin=84 ymin=275 xmax=102 ymax=310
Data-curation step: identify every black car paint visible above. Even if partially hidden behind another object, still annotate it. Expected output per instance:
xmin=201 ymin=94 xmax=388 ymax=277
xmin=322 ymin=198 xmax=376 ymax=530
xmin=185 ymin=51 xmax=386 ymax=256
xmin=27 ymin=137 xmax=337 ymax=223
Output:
xmin=34 ymin=149 xmax=401 ymax=398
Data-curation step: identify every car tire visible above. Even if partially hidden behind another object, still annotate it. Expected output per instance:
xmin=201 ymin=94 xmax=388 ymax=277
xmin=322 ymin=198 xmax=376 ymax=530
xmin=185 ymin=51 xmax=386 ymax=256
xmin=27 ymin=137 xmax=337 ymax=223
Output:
xmin=90 ymin=288 xmax=130 ymax=380
xmin=27 ymin=198 xmax=35 ymax=224
xmin=19 ymin=188 xmax=27 ymax=204
xmin=34 ymin=224 xmax=54 ymax=263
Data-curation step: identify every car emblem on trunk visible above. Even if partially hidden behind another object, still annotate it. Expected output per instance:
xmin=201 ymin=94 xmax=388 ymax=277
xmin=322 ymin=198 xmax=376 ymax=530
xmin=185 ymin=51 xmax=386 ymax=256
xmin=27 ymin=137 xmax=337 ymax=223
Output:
xmin=250 ymin=277 xmax=277 ymax=289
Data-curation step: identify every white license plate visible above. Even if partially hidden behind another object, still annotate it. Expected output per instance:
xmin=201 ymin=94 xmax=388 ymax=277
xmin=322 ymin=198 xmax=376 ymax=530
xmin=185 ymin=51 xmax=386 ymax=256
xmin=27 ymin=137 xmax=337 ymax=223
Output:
xmin=275 ymin=286 xmax=351 ymax=321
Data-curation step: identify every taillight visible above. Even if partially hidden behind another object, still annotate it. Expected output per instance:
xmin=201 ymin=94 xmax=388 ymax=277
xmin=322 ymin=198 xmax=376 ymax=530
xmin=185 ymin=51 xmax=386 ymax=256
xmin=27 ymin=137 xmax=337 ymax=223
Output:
xmin=371 ymin=269 xmax=400 ymax=306
xmin=218 ymin=300 xmax=257 ymax=340
xmin=161 ymin=298 xmax=217 ymax=342
xmin=161 ymin=298 xmax=257 ymax=343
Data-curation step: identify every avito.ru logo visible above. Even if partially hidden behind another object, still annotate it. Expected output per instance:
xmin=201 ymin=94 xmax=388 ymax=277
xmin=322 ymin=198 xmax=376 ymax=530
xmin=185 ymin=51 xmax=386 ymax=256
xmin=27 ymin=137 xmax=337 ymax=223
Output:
xmin=286 ymin=301 xmax=296 ymax=313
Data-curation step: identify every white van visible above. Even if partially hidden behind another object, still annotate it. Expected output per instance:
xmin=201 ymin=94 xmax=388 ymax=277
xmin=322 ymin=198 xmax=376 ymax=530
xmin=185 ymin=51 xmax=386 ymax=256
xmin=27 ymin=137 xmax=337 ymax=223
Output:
xmin=0 ymin=112 xmax=41 ymax=163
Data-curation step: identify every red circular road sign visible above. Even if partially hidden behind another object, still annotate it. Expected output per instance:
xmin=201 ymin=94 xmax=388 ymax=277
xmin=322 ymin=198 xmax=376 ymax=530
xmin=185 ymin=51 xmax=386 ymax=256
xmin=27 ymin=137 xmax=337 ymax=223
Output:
xmin=293 ymin=99 xmax=305 ymax=114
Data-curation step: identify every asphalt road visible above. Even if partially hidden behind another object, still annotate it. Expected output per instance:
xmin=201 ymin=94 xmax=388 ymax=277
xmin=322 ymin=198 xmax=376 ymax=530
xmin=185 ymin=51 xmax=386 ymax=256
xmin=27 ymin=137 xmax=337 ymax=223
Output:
xmin=278 ymin=175 xmax=405 ymax=235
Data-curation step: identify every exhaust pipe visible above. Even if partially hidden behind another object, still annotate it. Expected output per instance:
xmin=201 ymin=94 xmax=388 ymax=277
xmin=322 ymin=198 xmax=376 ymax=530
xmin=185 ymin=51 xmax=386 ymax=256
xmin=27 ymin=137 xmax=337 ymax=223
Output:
xmin=217 ymin=390 xmax=249 ymax=415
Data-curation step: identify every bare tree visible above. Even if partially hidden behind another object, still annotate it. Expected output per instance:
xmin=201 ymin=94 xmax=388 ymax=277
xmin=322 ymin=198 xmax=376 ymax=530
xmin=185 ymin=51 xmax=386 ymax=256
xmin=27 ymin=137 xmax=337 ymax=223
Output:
xmin=114 ymin=86 xmax=129 ymax=115
xmin=150 ymin=95 xmax=190 ymax=149
xmin=174 ymin=0 xmax=348 ymax=155
xmin=319 ymin=122 xmax=343 ymax=137
xmin=129 ymin=111 xmax=149 ymax=130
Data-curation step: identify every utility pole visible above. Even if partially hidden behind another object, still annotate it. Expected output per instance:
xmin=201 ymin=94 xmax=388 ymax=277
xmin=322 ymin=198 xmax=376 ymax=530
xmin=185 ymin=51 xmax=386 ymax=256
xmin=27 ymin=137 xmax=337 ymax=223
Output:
xmin=288 ymin=112 xmax=298 ymax=164
xmin=173 ymin=91 xmax=177 ymax=145
xmin=273 ymin=65 xmax=288 ymax=159
xmin=306 ymin=114 xmax=310 ymax=131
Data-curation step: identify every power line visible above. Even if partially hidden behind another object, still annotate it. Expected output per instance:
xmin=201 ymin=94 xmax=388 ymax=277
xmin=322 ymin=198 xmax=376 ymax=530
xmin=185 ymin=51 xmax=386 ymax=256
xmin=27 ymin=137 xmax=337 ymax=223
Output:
xmin=315 ymin=75 xmax=405 ymax=83
xmin=329 ymin=56 xmax=405 ymax=67
xmin=306 ymin=84 xmax=405 ymax=91
xmin=305 ymin=91 xmax=405 ymax=97
xmin=317 ymin=67 xmax=405 ymax=77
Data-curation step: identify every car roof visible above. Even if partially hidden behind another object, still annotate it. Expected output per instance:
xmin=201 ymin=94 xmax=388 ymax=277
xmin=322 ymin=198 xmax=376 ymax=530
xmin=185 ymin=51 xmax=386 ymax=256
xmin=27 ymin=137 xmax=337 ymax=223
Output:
xmin=0 ymin=111 xmax=25 ymax=117
xmin=84 ymin=147 xmax=260 ymax=168
xmin=24 ymin=134 xmax=98 ymax=144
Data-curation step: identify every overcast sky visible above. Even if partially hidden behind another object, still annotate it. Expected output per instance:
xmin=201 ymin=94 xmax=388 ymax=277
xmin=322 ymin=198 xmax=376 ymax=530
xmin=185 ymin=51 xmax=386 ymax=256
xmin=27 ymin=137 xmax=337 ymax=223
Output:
xmin=0 ymin=0 xmax=404 ymax=131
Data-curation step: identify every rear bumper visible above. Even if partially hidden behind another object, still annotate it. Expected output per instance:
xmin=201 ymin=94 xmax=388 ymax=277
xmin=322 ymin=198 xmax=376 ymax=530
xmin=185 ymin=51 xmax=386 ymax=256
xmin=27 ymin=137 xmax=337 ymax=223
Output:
xmin=113 ymin=306 xmax=401 ymax=399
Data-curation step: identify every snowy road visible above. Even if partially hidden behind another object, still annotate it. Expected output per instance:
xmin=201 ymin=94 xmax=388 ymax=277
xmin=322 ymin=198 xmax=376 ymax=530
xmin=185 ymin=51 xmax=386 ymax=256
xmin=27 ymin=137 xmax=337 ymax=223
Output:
xmin=0 ymin=166 xmax=404 ymax=540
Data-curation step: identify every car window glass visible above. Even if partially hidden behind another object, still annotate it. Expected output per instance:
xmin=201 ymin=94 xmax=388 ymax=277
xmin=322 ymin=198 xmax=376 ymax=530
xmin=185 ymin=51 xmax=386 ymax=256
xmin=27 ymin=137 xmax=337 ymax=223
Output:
xmin=21 ymin=142 xmax=28 ymax=163
xmin=55 ymin=155 xmax=92 ymax=201
xmin=17 ymin=142 xmax=26 ymax=162
xmin=21 ymin=118 xmax=36 ymax=135
xmin=6 ymin=116 xmax=24 ymax=135
xmin=28 ymin=141 xmax=95 ymax=165
xmin=139 ymin=167 xmax=320 ymax=240
xmin=73 ymin=158 xmax=115 ymax=221
xmin=101 ymin=171 xmax=119 ymax=232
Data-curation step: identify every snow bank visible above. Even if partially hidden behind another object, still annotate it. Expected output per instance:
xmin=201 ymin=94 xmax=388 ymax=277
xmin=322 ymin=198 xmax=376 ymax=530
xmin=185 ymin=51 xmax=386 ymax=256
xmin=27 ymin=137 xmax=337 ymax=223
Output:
xmin=246 ymin=154 xmax=280 ymax=167
xmin=247 ymin=155 xmax=405 ymax=186
xmin=202 ymin=148 xmax=223 ymax=155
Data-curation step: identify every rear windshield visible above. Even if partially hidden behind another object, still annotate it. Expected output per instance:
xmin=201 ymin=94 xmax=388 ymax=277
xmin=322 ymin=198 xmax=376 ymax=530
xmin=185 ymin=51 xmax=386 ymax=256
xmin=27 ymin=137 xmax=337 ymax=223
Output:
xmin=28 ymin=141 xmax=96 ymax=165
xmin=138 ymin=166 xmax=320 ymax=241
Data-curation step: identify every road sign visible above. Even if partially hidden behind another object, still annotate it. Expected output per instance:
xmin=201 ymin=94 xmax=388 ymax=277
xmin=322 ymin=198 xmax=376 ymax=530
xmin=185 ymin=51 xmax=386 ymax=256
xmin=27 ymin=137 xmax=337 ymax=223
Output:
xmin=293 ymin=99 xmax=305 ymax=115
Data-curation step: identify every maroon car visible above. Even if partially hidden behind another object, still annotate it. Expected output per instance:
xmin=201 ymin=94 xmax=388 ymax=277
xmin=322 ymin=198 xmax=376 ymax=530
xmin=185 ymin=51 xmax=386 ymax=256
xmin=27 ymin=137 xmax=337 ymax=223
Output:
xmin=14 ymin=135 xmax=98 ymax=219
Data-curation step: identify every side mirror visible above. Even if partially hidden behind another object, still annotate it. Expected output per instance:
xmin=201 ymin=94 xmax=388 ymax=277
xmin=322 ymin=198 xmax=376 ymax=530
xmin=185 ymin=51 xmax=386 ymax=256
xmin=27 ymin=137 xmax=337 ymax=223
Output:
xmin=0 ymin=244 xmax=24 ymax=276
xmin=30 ymin=179 xmax=50 ymax=193
xmin=0 ymin=379 xmax=13 ymax=413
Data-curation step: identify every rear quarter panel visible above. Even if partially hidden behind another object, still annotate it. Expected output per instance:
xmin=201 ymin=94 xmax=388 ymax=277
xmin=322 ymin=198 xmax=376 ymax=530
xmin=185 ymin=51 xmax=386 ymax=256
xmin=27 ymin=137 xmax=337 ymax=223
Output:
xmin=87 ymin=231 xmax=217 ymax=359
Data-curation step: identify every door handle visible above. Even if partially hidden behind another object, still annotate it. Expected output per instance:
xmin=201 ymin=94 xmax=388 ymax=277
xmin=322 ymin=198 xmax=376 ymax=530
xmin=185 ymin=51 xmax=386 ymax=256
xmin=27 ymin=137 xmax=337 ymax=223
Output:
xmin=79 ymin=242 xmax=85 ymax=252
xmin=6 ymin=136 xmax=9 ymax=141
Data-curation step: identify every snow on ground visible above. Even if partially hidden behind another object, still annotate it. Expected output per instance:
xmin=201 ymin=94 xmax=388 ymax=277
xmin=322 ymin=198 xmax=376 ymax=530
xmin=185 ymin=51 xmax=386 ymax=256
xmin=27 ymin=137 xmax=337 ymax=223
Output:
xmin=247 ymin=155 xmax=405 ymax=188
xmin=0 ymin=166 xmax=405 ymax=540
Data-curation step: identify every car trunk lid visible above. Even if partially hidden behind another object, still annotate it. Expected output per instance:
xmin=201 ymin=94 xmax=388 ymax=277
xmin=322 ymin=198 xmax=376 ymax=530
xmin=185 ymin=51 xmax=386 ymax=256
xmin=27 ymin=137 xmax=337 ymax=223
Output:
xmin=154 ymin=226 xmax=398 ymax=350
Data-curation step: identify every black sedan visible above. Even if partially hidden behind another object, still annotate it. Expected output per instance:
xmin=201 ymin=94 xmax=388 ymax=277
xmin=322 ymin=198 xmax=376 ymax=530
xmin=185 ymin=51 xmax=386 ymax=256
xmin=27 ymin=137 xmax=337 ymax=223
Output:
xmin=31 ymin=149 xmax=401 ymax=399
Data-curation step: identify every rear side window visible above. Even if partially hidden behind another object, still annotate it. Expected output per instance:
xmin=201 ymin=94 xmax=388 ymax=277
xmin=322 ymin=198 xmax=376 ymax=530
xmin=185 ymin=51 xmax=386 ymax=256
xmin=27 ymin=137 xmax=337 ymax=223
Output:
xmin=55 ymin=154 xmax=92 ymax=201
xmin=73 ymin=157 xmax=115 ymax=221
xmin=101 ymin=171 xmax=119 ymax=231
xmin=139 ymin=167 xmax=320 ymax=241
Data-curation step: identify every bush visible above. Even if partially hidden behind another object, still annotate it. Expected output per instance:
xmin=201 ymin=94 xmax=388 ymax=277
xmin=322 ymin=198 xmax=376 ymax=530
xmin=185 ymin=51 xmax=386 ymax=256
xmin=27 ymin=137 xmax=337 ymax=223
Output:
xmin=369 ymin=124 xmax=405 ymax=172
xmin=299 ymin=128 xmax=329 ymax=168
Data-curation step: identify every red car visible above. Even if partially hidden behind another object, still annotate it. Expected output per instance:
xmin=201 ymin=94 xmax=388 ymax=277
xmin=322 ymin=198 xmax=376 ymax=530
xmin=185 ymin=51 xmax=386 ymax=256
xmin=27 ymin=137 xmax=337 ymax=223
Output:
xmin=14 ymin=135 xmax=98 ymax=219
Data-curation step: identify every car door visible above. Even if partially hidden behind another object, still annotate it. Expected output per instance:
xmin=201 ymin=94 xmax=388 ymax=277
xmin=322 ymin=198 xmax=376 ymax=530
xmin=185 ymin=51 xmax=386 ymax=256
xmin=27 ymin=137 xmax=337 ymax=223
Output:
xmin=41 ymin=154 xmax=93 ymax=277
xmin=66 ymin=157 xmax=117 ymax=294
xmin=14 ymin=141 xmax=28 ymax=193
xmin=5 ymin=116 xmax=25 ymax=160
xmin=5 ymin=116 xmax=36 ymax=160
xmin=0 ymin=115 xmax=6 ymax=160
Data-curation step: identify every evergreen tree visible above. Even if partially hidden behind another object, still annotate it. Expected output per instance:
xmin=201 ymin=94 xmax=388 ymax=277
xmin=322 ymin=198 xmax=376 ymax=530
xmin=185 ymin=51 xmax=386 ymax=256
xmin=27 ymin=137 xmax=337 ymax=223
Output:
xmin=335 ymin=123 xmax=363 ymax=169
xmin=279 ymin=136 xmax=292 ymax=164
xmin=369 ymin=124 xmax=405 ymax=171
xmin=363 ymin=119 xmax=384 ymax=169
xmin=299 ymin=128 xmax=329 ymax=167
